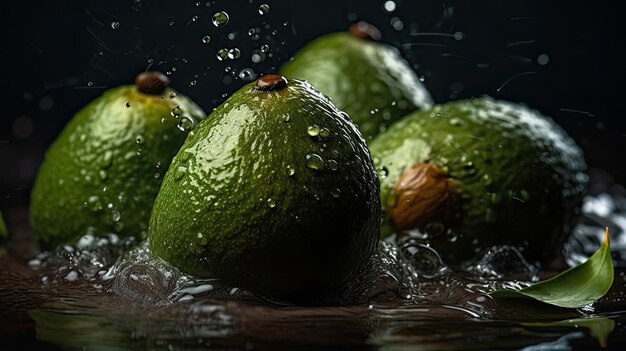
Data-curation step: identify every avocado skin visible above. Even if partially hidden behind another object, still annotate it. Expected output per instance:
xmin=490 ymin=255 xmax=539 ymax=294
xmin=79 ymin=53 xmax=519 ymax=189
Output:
xmin=281 ymin=33 xmax=433 ymax=140
xmin=30 ymin=86 xmax=205 ymax=248
xmin=370 ymin=97 xmax=587 ymax=263
xmin=149 ymin=79 xmax=380 ymax=301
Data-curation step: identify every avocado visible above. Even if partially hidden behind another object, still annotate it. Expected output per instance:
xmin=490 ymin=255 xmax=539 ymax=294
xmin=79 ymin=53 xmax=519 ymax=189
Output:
xmin=281 ymin=22 xmax=433 ymax=140
xmin=30 ymin=72 xmax=206 ymax=248
xmin=369 ymin=97 xmax=587 ymax=263
xmin=149 ymin=74 xmax=380 ymax=301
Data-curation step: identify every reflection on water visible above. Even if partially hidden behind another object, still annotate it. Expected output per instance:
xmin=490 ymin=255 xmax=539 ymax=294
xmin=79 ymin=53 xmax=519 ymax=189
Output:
xmin=2 ymin=184 xmax=626 ymax=350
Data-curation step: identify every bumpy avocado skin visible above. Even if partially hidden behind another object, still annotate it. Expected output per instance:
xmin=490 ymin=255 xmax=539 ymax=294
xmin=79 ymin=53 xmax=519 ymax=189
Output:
xmin=149 ymin=79 xmax=380 ymax=300
xmin=30 ymin=86 xmax=205 ymax=248
xmin=369 ymin=97 xmax=587 ymax=263
xmin=281 ymin=33 xmax=433 ymax=140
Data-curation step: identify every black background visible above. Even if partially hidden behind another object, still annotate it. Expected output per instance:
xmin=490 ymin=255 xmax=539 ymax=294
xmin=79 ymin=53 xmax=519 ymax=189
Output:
xmin=1 ymin=0 xmax=625 ymax=208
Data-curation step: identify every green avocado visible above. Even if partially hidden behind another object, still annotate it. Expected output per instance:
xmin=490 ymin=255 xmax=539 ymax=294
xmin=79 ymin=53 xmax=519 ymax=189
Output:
xmin=30 ymin=72 xmax=206 ymax=248
xmin=369 ymin=97 xmax=587 ymax=263
xmin=281 ymin=22 xmax=433 ymax=140
xmin=149 ymin=74 xmax=380 ymax=301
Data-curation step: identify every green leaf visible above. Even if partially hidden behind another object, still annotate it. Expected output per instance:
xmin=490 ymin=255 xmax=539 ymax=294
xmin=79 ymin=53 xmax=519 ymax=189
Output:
xmin=521 ymin=317 xmax=615 ymax=348
xmin=490 ymin=227 xmax=614 ymax=309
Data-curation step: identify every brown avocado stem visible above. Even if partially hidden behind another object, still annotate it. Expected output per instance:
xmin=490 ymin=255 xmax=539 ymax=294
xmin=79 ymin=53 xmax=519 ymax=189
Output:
xmin=348 ymin=22 xmax=382 ymax=41
xmin=389 ymin=163 xmax=457 ymax=232
xmin=254 ymin=74 xmax=288 ymax=91
xmin=135 ymin=71 xmax=170 ymax=95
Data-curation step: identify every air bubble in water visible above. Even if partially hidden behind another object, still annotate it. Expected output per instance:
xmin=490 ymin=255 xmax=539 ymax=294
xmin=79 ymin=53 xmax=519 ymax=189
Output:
xmin=212 ymin=11 xmax=229 ymax=27
xmin=258 ymin=4 xmax=270 ymax=15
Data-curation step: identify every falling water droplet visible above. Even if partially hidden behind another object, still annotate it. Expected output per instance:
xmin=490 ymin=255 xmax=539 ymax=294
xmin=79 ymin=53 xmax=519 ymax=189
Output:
xmin=227 ymin=48 xmax=241 ymax=59
xmin=216 ymin=48 xmax=229 ymax=61
xmin=258 ymin=4 xmax=270 ymax=15
xmin=177 ymin=116 xmax=195 ymax=131
xmin=212 ymin=11 xmax=230 ymax=27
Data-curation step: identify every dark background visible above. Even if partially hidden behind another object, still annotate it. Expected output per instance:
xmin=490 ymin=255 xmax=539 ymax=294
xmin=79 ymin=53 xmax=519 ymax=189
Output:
xmin=1 ymin=0 xmax=625 ymax=208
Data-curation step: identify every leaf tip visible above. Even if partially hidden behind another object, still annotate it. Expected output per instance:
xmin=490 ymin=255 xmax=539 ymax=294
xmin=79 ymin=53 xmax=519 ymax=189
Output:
xmin=604 ymin=227 xmax=610 ymax=246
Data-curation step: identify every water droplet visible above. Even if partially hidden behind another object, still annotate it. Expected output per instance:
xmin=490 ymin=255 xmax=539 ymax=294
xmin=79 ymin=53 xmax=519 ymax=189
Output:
xmin=85 ymin=195 xmax=103 ymax=212
xmin=380 ymin=166 xmax=389 ymax=178
xmin=191 ymin=15 xmax=198 ymax=22
xmin=174 ymin=166 xmax=187 ymax=181
xmin=197 ymin=232 xmax=204 ymax=239
xmin=537 ymin=53 xmax=550 ymax=66
xmin=136 ymin=136 xmax=143 ymax=144
xmin=238 ymin=67 xmax=256 ymax=81
xmin=258 ymin=4 xmax=270 ymax=15
xmin=282 ymin=113 xmax=291 ymax=122
xmin=330 ymin=188 xmax=341 ymax=198
xmin=266 ymin=198 xmax=276 ymax=208
xmin=227 ymin=48 xmax=241 ymax=59
xmin=287 ymin=165 xmax=295 ymax=176
xmin=260 ymin=44 xmax=270 ymax=53
xmin=390 ymin=17 xmax=403 ymax=31
xmin=449 ymin=118 xmax=462 ymax=126
xmin=383 ymin=1 xmax=396 ymax=13
xmin=454 ymin=32 xmax=465 ymax=40
xmin=125 ymin=101 xmax=131 ymax=108
xmin=111 ymin=21 xmax=120 ymax=29
xmin=319 ymin=128 xmax=330 ymax=138
xmin=189 ymin=80 xmax=197 ymax=86
xmin=251 ymin=51 xmax=265 ymax=63
xmin=216 ymin=48 xmax=229 ymax=61
xmin=248 ymin=28 xmax=256 ymax=36
xmin=202 ymin=35 xmax=211 ymax=44
xmin=169 ymin=93 xmax=177 ymax=99
xmin=418 ymin=74 xmax=426 ymax=82
xmin=306 ymin=154 xmax=324 ymax=170
xmin=212 ymin=11 xmax=229 ymax=27
xmin=327 ymin=159 xmax=339 ymax=171
xmin=87 ymin=81 xmax=94 ymax=87
xmin=307 ymin=125 xmax=320 ymax=137
xmin=171 ymin=106 xmax=182 ymax=117
xmin=177 ymin=116 xmax=195 ymax=131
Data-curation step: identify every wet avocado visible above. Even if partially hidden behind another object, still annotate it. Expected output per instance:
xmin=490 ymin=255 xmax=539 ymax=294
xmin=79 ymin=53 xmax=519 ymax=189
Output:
xmin=281 ymin=22 xmax=433 ymax=140
xmin=369 ymin=97 xmax=587 ymax=263
xmin=30 ymin=72 xmax=206 ymax=248
xmin=149 ymin=74 xmax=380 ymax=301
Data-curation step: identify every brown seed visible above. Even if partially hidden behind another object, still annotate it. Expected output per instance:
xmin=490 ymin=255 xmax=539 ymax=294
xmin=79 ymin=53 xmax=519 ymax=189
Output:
xmin=348 ymin=22 xmax=382 ymax=41
xmin=389 ymin=163 xmax=457 ymax=232
xmin=135 ymin=71 xmax=170 ymax=95
xmin=254 ymin=74 xmax=288 ymax=91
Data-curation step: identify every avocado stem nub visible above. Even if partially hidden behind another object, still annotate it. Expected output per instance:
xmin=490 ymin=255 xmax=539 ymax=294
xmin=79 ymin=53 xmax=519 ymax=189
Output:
xmin=348 ymin=22 xmax=382 ymax=41
xmin=390 ymin=163 xmax=457 ymax=232
xmin=255 ymin=74 xmax=288 ymax=91
xmin=136 ymin=71 xmax=170 ymax=95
